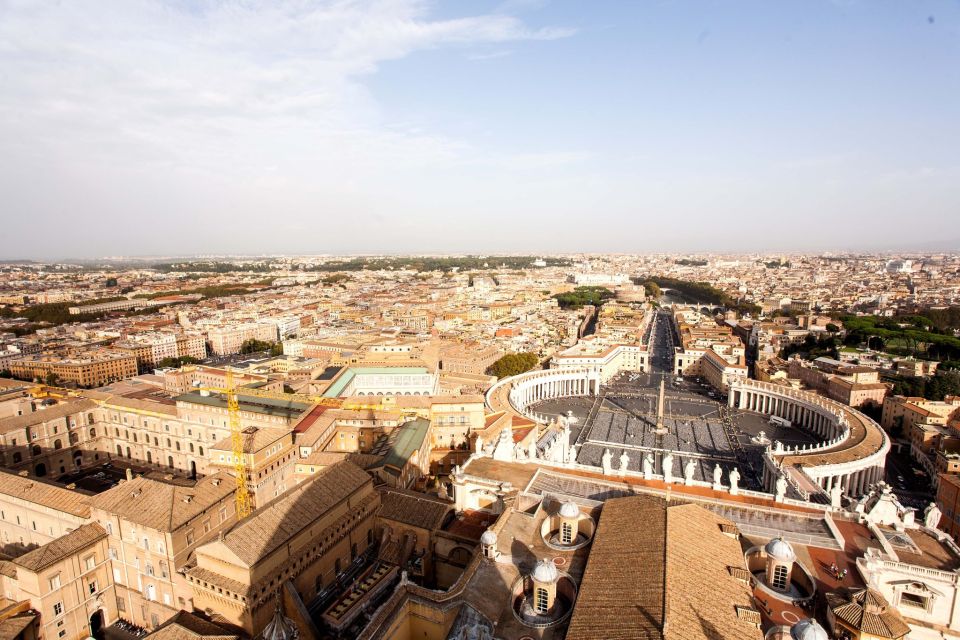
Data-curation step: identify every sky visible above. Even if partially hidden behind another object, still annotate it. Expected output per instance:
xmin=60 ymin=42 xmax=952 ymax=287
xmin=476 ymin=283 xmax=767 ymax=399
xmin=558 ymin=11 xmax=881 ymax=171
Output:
xmin=1 ymin=0 xmax=958 ymax=259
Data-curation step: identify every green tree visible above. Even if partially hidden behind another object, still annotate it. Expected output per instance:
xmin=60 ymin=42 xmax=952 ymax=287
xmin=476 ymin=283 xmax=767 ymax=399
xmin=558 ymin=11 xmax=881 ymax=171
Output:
xmin=44 ymin=372 xmax=60 ymax=386
xmin=240 ymin=339 xmax=277 ymax=354
xmin=269 ymin=343 xmax=284 ymax=357
xmin=553 ymin=286 xmax=615 ymax=309
xmin=0 ymin=369 xmax=11 ymax=379
xmin=486 ymin=352 xmax=540 ymax=378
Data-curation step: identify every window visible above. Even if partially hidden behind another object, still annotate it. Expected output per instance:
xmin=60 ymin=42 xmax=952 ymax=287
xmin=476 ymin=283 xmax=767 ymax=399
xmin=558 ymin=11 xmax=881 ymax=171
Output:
xmin=146 ymin=584 xmax=156 ymax=601
xmin=143 ymin=537 xmax=150 ymax=551
xmin=535 ymin=587 xmax=549 ymax=613
xmin=53 ymin=602 xmax=63 ymax=617
xmin=900 ymin=592 xmax=929 ymax=610
xmin=89 ymin=580 xmax=97 ymax=594
xmin=561 ymin=522 xmax=573 ymax=545
xmin=117 ymin=597 xmax=125 ymax=613
xmin=106 ymin=522 xmax=113 ymax=535
xmin=48 ymin=574 xmax=61 ymax=590
xmin=186 ymin=531 xmax=194 ymax=545
xmin=84 ymin=554 xmax=96 ymax=571
xmin=772 ymin=564 xmax=788 ymax=590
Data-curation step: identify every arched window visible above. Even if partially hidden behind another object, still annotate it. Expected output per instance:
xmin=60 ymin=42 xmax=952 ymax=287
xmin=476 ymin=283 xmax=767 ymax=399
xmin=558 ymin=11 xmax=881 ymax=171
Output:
xmin=198 ymin=447 xmax=204 ymax=456
xmin=53 ymin=439 xmax=62 ymax=450
xmin=87 ymin=413 xmax=94 ymax=424
xmin=116 ymin=445 xmax=122 ymax=456
xmin=89 ymin=428 xmax=96 ymax=438
xmin=167 ymin=456 xmax=174 ymax=468
xmin=561 ymin=522 xmax=573 ymax=545
xmin=13 ymin=452 xmax=22 ymax=463
xmin=535 ymin=587 xmax=549 ymax=613
xmin=69 ymin=433 xmax=78 ymax=445
xmin=126 ymin=447 xmax=131 ymax=459
xmin=772 ymin=564 xmax=788 ymax=590
xmin=31 ymin=445 xmax=41 ymax=457
xmin=146 ymin=451 xmax=152 ymax=464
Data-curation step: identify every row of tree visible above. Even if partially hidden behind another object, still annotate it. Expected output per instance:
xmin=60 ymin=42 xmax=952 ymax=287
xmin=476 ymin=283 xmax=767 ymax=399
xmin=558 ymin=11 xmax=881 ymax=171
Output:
xmin=240 ymin=339 xmax=283 ymax=356
xmin=632 ymin=276 xmax=761 ymax=315
xmin=155 ymin=256 xmax=571 ymax=274
xmin=553 ymin=286 xmax=615 ymax=309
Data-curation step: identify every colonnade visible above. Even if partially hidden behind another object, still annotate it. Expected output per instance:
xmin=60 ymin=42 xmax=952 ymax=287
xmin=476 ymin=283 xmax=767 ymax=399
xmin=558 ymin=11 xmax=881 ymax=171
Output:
xmin=732 ymin=379 xmax=889 ymax=499
xmin=486 ymin=369 xmax=599 ymax=421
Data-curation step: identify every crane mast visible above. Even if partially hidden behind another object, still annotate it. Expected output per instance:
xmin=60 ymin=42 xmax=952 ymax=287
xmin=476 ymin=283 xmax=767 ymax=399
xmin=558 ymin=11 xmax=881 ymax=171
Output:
xmin=225 ymin=370 xmax=253 ymax=519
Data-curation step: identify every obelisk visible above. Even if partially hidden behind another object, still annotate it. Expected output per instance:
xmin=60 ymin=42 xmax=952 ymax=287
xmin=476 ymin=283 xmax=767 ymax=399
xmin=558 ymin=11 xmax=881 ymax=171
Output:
xmin=653 ymin=378 xmax=668 ymax=435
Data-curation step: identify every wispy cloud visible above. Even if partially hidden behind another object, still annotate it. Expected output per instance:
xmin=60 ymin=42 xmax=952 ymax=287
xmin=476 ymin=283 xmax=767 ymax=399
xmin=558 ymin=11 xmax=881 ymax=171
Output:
xmin=466 ymin=49 xmax=515 ymax=61
xmin=0 ymin=0 xmax=575 ymax=179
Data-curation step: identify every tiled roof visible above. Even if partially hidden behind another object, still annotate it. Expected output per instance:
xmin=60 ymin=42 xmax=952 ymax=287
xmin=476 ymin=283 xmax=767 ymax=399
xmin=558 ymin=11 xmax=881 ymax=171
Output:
xmin=14 ymin=523 xmax=106 ymax=573
xmin=89 ymin=472 xmax=235 ymax=532
xmin=0 ymin=470 xmax=91 ymax=517
xmin=377 ymin=488 xmax=451 ymax=531
xmin=566 ymin=495 xmax=761 ymax=640
xmin=826 ymin=587 xmax=910 ymax=639
xmin=216 ymin=460 xmax=371 ymax=567
xmin=146 ymin=610 xmax=238 ymax=640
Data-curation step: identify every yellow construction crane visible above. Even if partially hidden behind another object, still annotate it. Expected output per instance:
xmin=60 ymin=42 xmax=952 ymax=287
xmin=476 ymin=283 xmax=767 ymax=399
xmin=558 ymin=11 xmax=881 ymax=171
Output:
xmin=197 ymin=374 xmax=404 ymax=519
xmin=225 ymin=370 xmax=253 ymax=519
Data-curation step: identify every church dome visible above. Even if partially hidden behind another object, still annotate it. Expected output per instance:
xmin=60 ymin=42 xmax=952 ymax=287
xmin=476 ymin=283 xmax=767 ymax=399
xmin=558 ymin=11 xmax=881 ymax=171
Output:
xmin=559 ymin=501 xmax=580 ymax=518
xmin=765 ymin=536 xmax=797 ymax=562
xmin=531 ymin=558 xmax=559 ymax=584
xmin=480 ymin=529 xmax=497 ymax=546
xmin=790 ymin=619 xmax=828 ymax=640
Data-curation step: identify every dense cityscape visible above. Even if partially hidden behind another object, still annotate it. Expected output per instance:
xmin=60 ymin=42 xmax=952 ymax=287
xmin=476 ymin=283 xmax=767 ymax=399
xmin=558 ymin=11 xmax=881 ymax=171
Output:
xmin=0 ymin=253 xmax=958 ymax=639
xmin=3 ymin=0 xmax=959 ymax=639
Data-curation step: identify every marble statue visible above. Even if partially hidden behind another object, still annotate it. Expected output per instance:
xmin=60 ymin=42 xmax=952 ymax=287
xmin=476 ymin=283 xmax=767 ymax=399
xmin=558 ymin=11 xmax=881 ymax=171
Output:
xmin=830 ymin=483 xmax=843 ymax=509
xmin=713 ymin=463 xmax=723 ymax=487
xmin=601 ymin=449 xmax=613 ymax=475
xmin=662 ymin=452 xmax=674 ymax=483
xmin=684 ymin=458 xmax=696 ymax=485
xmin=924 ymin=502 xmax=943 ymax=530
xmin=619 ymin=451 xmax=630 ymax=474
xmin=728 ymin=467 xmax=740 ymax=495
xmin=643 ymin=452 xmax=654 ymax=478
xmin=474 ymin=436 xmax=483 ymax=455
xmin=775 ymin=474 xmax=788 ymax=502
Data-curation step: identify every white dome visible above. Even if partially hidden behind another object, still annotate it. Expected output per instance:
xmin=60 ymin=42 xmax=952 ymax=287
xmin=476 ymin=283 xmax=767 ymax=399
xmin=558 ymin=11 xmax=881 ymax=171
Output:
xmin=480 ymin=530 xmax=497 ymax=546
xmin=790 ymin=619 xmax=828 ymax=640
xmin=765 ymin=536 xmax=796 ymax=562
xmin=531 ymin=558 xmax=559 ymax=584
xmin=559 ymin=501 xmax=580 ymax=518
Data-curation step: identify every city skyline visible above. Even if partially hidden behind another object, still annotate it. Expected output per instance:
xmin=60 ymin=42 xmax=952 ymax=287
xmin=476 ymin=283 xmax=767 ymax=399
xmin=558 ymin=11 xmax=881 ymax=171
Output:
xmin=1 ymin=0 xmax=958 ymax=258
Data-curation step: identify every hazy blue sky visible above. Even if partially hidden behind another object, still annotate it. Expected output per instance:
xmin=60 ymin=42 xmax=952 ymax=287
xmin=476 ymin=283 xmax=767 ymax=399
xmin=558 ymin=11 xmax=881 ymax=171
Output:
xmin=1 ymin=0 xmax=958 ymax=258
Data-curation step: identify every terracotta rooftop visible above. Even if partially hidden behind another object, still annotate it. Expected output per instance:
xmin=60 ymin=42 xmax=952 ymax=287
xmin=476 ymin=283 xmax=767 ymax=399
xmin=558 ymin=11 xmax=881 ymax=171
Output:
xmin=213 ymin=460 xmax=371 ymax=567
xmin=566 ymin=495 xmax=761 ymax=640
xmin=14 ymin=523 xmax=106 ymax=573
xmin=377 ymin=487 xmax=451 ymax=531
xmin=89 ymin=472 xmax=234 ymax=532
xmin=0 ymin=470 xmax=91 ymax=518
